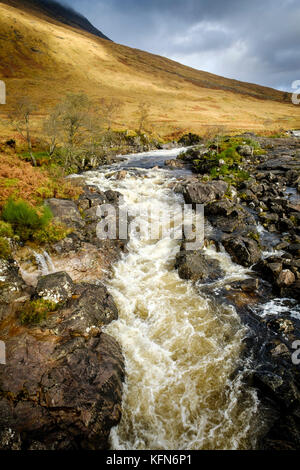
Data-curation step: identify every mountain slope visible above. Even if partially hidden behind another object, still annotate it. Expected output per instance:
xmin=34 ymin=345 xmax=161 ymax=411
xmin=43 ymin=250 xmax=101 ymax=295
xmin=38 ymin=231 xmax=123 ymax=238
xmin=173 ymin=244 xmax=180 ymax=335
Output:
xmin=0 ymin=0 xmax=299 ymax=136
xmin=4 ymin=0 xmax=111 ymax=40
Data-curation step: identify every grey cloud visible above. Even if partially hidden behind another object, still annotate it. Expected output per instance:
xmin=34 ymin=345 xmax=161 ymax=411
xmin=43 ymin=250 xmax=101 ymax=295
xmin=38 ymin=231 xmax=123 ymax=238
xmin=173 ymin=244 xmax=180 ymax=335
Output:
xmin=61 ymin=0 xmax=300 ymax=91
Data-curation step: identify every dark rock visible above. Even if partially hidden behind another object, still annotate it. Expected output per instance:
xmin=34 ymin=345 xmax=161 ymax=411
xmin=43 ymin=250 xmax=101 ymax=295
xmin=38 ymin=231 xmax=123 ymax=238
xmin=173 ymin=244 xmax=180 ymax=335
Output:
xmin=0 ymin=428 xmax=22 ymax=450
xmin=0 ymin=332 xmax=124 ymax=450
xmin=104 ymin=190 xmax=124 ymax=206
xmin=0 ymin=259 xmax=27 ymax=322
xmin=281 ymin=279 xmax=300 ymax=301
xmin=45 ymin=199 xmax=84 ymax=229
xmin=77 ymin=186 xmax=108 ymax=211
xmin=223 ymin=236 xmax=261 ymax=267
xmin=183 ymin=181 xmax=228 ymax=206
xmin=206 ymin=200 xmax=256 ymax=234
xmin=175 ymin=250 xmax=224 ymax=282
xmin=36 ymin=272 xmax=74 ymax=304
xmin=178 ymin=133 xmax=202 ymax=146
xmin=52 ymin=283 xmax=119 ymax=336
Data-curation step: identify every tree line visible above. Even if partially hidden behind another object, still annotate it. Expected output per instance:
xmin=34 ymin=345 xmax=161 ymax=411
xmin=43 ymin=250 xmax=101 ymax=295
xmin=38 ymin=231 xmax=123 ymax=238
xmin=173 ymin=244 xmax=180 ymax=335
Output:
xmin=7 ymin=94 xmax=151 ymax=169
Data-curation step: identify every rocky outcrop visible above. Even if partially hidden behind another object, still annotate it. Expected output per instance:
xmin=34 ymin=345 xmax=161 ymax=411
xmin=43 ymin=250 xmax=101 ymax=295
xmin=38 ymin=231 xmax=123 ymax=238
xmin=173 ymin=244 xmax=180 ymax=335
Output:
xmin=1 ymin=184 xmax=128 ymax=451
xmin=0 ymin=272 xmax=124 ymax=450
xmin=176 ymin=133 xmax=300 ymax=450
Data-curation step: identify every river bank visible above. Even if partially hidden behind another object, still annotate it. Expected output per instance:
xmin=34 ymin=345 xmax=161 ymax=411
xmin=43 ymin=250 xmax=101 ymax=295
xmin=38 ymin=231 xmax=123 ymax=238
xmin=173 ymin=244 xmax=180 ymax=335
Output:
xmin=0 ymin=136 xmax=299 ymax=450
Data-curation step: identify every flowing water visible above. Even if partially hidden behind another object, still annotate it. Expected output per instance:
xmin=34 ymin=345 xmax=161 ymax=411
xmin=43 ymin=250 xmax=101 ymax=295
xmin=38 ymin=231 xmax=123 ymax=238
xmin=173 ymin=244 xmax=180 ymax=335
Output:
xmin=82 ymin=149 xmax=261 ymax=450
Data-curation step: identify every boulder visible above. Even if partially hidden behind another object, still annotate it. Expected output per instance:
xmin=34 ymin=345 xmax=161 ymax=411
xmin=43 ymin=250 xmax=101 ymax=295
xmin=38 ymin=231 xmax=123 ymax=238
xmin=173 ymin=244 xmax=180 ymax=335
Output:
xmin=104 ymin=190 xmax=124 ymax=206
xmin=277 ymin=269 xmax=296 ymax=287
xmin=77 ymin=186 xmax=108 ymax=211
xmin=175 ymin=250 xmax=224 ymax=282
xmin=45 ymin=199 xmax=84 ymax=229
xmin=183 ymin=181 xmax=228 ymax=206
xmin=223 ymin=236 xmax=261 ymax=267
xmin=36 ymin=271 xmax=74 ymax=304
xmin=165 ymin=159 xmax=184 ymax=168
xmin=53 ymin=283 xmax=119 ymax=336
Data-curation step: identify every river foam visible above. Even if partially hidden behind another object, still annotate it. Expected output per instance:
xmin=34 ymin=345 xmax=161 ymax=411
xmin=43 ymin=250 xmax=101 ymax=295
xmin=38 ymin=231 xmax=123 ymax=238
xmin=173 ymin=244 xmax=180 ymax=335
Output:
xmin=85 ymin=153 xmax=260 ymax=450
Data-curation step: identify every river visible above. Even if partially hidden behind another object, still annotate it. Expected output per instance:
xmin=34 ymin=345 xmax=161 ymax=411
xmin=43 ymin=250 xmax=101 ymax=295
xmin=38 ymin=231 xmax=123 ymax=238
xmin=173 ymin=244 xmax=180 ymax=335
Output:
xmin=82 ymin=148 xmax=261 ymax=450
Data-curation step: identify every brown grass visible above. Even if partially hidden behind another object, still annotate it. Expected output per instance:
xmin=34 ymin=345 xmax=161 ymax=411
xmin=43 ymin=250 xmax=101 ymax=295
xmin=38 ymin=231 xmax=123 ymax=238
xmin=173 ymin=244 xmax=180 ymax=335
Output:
xmin=0 ymin=0 xmax=300 ymax=138
xmin=0 ymin=154 xmax=49 ymax=207
xmin=0 ymin=153 xmax=81 ymax=208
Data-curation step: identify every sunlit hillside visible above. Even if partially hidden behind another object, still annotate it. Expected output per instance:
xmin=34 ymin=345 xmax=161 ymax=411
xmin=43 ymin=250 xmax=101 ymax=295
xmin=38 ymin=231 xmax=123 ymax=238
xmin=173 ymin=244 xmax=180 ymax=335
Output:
xmin=0 ymin=0 xmax=300 ymax=138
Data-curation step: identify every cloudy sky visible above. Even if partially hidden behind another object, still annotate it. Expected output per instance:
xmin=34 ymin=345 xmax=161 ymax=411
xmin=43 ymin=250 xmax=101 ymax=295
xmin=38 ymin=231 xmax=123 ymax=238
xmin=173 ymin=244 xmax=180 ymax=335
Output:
xmin=62 ymin=0 xmax=300 ymax=91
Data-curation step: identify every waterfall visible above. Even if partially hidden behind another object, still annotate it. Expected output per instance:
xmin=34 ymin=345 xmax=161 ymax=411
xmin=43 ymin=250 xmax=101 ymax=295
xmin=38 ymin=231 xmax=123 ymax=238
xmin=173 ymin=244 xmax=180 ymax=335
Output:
xmin=33 ymin=251 xmax=55 ymax=276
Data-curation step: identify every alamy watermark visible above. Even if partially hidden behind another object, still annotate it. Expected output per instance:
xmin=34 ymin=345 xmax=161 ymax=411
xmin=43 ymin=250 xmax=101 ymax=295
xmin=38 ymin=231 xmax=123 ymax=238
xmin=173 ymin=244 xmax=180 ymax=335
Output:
xmin=0 ymin=341 xmax=5 ymax=365
xmin=96 ymin=203 xmax=204 ymax=250
xmin=292 ymin=340 xmax=300 ymax=365
xmin=0 ymin=80 xmax=6 ymax=104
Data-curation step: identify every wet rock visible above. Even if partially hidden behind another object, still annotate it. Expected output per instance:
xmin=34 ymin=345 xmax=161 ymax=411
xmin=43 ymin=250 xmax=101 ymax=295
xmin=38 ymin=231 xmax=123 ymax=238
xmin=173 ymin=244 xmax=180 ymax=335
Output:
xmin=0 ymin=259 xmax=27 ymax=322
xmin=183 ymin=181 xmax=228 ymax=206
xmin=267 ymin=317 xmax=295 ymax=335
xmin=234 ymin=277 xmax=260 ymax=293
xmin=165 ymin=159 xmax=184 ymax=168
xmin=36 ymin=272 xmax=74 ymax=304
xmin=77 ymin=186 xmax=108 ymax=211
xmin=0 ymin=332 xmax=124 ymax=450
xmin=104 ymin=190 xmax=123 ymax=206
xmin=277 ymin=269 xmax=296 ymax=287
xmin=281 ymin=279 xmax=300 ymax=301
xmin=115 ymin=170 xmax=127 ymax=180
xmin=205 ymin=200 xmax=256 ymax=234
xmin=0 ymin=428 xmax=22 ymax=450
xmin=270 ymin=343 xmax=290 ymax=358
xmin=45 ymin=199 xmax=84 ymax=229
xmin=253 ymin=369 xmax=300 ymax=408
xmin=52 ymin=283 xmax=119 ymax=336
xmin=222 ymin=236 xmax=261 ymax=267
xmin=175 ymin=250 xmax=224 ymax=282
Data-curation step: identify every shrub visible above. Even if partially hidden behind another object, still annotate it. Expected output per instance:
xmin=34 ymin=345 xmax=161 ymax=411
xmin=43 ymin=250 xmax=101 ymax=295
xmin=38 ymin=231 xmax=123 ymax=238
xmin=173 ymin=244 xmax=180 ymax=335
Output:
xmin=0 ymin=221 xmax=13 ymax=238
xmin=36 ymin=179 xmax=82 ymax=202
xmin=19 ymin=299 xmax=58 ymax=326
xmin=0 ymin=237 xmax=11 ymax=259
xmin=178 ymin=133 xmax=202 ymax=146
xmin=33 ymin=222 xmax=71 ymax=244
xmin=2 ymin=199 xmax=53 ymax=241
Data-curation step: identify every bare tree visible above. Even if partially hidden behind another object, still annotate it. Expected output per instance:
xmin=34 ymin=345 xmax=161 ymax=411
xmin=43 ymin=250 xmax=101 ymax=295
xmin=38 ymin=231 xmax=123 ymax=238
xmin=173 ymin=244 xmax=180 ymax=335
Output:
xmin=100 ymin=97 xmax=122 ymax=131
xmin=43 ymin=107 xmax=62 ymax=156
xmin=9 ymin=97 xmax=37 ymax=166
xmin=56 ymin=93 xmax=91 ymax=167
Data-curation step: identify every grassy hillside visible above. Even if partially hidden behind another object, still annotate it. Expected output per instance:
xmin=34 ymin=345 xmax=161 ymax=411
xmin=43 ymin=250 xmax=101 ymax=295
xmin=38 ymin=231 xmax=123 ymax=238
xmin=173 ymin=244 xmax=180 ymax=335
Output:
xmin=0 ymin=0 xmax=300 ymax=138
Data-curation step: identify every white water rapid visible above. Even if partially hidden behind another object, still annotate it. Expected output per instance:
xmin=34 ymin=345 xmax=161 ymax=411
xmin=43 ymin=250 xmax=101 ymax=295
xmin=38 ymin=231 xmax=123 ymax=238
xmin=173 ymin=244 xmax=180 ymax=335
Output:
xmin=83 ymin=149 xmax=261 ymax=450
